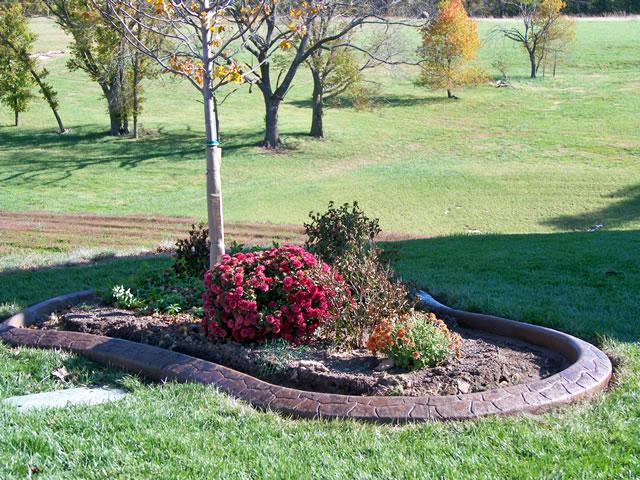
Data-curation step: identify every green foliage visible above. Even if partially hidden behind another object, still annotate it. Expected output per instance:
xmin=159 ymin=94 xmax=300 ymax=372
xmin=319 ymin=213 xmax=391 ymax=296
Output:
xmin=0 ymin=1 xmax=35 ymax=120
xmin=305 ymin=201 xmax=381 ymax=266
xmin=388 ymin=314 xmax=454 ymax=370
xmin=174 ymin=223 xmax=210 ymax=278
xmin=0 ymin=301 xmax=20 ymax=320
xmin=132 ymin=267 xmax=206 ymax=315
xmin=111 ymin=285 xmax=146 ymax=310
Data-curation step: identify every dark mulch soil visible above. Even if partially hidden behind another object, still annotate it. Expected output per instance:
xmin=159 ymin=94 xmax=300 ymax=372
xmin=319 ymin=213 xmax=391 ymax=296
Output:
xmin=38 ymin=305 xmax=568 ymax=397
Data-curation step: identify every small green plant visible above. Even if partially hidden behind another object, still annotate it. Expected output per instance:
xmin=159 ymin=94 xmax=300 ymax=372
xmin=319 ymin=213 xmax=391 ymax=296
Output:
xmin=255 ymin=339 xmax=309 ymax=377
xmin=368 ymin=312 xmax=459 ymax=371
xmin=111 ymin=286 xmax=146 ymax=310
xmin=165 ymin=304 xmax=182 ymax=315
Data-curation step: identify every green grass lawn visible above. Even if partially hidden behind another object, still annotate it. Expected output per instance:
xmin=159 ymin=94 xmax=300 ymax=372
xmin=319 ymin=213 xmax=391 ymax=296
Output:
xmin=0 ymin=18 xmax=639 ymax=479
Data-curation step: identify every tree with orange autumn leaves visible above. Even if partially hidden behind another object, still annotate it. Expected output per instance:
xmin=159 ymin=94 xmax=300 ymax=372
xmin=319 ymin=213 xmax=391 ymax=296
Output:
xmin=418 ymin=0 xmax=484 ymax=99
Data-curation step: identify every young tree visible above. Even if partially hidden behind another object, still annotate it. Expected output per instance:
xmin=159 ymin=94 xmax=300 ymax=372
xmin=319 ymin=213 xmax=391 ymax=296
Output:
xmin=0 ymin=56 xmax=34 ymax=126
xmin=44 ymin=0 xmax=161 ymax=136
xmin=499 ymin=0 xmax=569 ymax=79
xmin=417 ymin=0 xmax=483 ymax=99
xmin=234 ymin=0 xmax=398 ymax=149
xmin=100 ymin=0 xmax=265 ymax=266
xmin=305 ymin=6 xmax=408 ymax=139
xmin=537 ymin=14 xmax=575 ymax=77
xmin=0 ymin=1 xmax=66 ymax=132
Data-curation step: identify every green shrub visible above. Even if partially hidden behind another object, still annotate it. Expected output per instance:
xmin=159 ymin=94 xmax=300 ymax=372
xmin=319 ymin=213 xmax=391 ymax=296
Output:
xmin=368 ymin=312 xmax=460 ymax=371
xmin=305 ymin=201 xmax=381 ymax=266
xmin=173 ymin=223 xmax=210 ymax=278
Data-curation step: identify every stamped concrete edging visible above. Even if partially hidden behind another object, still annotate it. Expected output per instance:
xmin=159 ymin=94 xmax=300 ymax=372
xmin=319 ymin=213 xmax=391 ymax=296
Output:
xmin=0 ymin=290 xmax=612 ymax=422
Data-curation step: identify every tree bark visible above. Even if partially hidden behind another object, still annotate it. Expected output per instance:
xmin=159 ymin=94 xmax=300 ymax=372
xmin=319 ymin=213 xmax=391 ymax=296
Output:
xmin=310 ymin=69 xmax=324 ymax=138
xmin=29 ymin=68 xmax=65 ymax=133
xmin=202 ymin=0 xmax=225 ymax=268
xmin=132 ymin=52 xmax=140 ymax=140
xmin=529 ymin=50 xmax=537 ymax=79
xmin=262 ymin=93 xmax=282 ymax=149
xmin=14 ymin=110 xmax=19 ymax=127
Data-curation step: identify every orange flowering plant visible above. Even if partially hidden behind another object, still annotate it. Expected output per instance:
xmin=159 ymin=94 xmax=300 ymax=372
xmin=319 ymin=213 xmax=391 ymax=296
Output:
xmin=367 ymin=312 xmax=460 ymax=371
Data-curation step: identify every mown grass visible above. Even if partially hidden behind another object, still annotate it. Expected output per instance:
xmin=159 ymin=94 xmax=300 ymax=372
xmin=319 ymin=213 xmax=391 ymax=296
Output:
xmin=1 ymin=234 xmax=639 ymax=479
xmin=0 ymin=20 xmax=638 ymax=240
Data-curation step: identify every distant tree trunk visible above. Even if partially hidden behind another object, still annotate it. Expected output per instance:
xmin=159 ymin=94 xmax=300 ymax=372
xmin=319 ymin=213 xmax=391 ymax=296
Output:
xmin=29 ymin=67 xmax=65 ymax=133
xmin=132 ymin=52 xmax=140 ymax=139
xmin=14 ymin=110 xmax=19 ymax=127
xmin=262 ymin=92 xmax=282 ymax=149
xmin=310 ymin=69 xmax=324 ymax=138
xmin=447 ymin=89 xmax=453 ymax=98
xmin=529 ymin=50 xmax=537 ymax=78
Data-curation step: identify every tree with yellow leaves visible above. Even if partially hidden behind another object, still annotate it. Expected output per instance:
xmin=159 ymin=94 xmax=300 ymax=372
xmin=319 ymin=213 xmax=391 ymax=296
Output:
xmin=418 ymin=0 xmax=483 ymax=99
xmin=98 ymin=0 xmax=268 ymax=266
xmin=499 ymin=0 xmax=572 ymax=79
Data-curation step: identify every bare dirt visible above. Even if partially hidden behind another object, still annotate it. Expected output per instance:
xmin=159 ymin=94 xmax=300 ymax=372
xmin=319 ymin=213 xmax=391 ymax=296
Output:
xmin=38 ymin=305 xmax=568 ymax=397
xmin=0 ymin=210 xmax=419 ymax=256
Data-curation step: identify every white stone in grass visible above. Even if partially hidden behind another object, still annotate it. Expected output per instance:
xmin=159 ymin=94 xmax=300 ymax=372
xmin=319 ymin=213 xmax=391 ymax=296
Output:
xmin=2 ymin=387 xmax=128 ymax=413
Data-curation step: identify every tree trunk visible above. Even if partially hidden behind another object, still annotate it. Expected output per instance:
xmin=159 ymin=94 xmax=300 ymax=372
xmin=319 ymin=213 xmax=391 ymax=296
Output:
xmin=529 ymin=50 xmax=537 ymax=79
xmin=202 ymin=0 xmax=225 ymax=268
xmin=29 ymin=68 xmax=65 ymax=133
xmin=108 ymin=106 xmax=122 ymax=136
xmin=310 ymin=69 xmax=324 ymax=138
xmin=132 ymin=53 xmax=140 ymax=140
xmin=14 ymin=110 xmax=19 ymax=127
xmin=447 ymin=89 xmax=453 ymax=98
xmin=262 ymin=94 xmax=282 ymax=149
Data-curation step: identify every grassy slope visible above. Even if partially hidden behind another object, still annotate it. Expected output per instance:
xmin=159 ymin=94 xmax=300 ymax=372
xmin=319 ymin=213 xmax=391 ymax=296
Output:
xmin=0 ymin=19 xmax=639 ymax=479
xmin=0 ymin=21 xmax=638 ymax=237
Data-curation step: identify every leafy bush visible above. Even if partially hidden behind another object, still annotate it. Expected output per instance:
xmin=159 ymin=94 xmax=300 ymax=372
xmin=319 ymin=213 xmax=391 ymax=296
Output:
xmin=173 ymin=223 xmax=210 ymax=278
xmin=367 ymin=312 xmax=460 ymax=371
xmin=317 ymin=251 xmax=414 ymax=348
xmin=305 ymin=201 xmax=413 ymax=348
xmin=305 ymin=201 xmax=380 ymax=266
xmin=203 ymin=245 xmax=352 ymax=344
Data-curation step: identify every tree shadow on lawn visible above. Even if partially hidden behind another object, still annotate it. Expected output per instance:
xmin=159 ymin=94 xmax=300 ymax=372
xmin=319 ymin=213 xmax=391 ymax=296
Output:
xmin=2 ymin=230 xmax=638 ymax=344
xmin=0 ymin=126 xmax=317 ymax=186
xmin=542 ymin=184 xmax=640 ymax=232
xmin=288 ymin=94 xmax=453 ymax=110
xmin=0 ymin=126 xmax=204 ymax=186
xmin=390 ymin=230 xmax=640 ymax=343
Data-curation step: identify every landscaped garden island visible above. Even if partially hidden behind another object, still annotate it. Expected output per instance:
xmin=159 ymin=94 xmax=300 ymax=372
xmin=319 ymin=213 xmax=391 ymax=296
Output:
xmin=1 ymin=205 xmax=611 ymax=422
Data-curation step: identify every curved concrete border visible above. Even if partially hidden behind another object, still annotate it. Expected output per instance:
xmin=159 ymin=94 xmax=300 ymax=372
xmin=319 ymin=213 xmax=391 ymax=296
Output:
xmin=0 ymin=290 xmax=611 ymax=422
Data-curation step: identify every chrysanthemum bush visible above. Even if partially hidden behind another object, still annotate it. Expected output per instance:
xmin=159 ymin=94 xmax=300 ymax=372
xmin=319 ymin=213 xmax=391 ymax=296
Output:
xmin=203 ymin=245 xmax=352 ymax=344
xmin=367 ymin=312 xmax=461 ymax=371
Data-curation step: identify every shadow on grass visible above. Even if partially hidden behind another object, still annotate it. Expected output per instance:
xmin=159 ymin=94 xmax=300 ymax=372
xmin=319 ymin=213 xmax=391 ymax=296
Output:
xmin=288 ymin=94 xmax=452 ymax=110
xmin=0 ymin=254 xmax=171 ymax=315
xmin=542 ymin=184 xmax=640 ymax=231
xmin=0 ymin=125 xmax=317 ymax=186
xmin=2 ymin=230 xmax=639 ymax=344
xmin=390 ymin=230 xmax=640 ymax=342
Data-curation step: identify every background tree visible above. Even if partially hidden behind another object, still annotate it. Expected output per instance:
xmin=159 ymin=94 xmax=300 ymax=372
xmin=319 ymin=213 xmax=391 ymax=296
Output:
xmin=234 ymin=0 xmax=399 ymax=149
xmin=498 ymin=0 xmax=569 ymax=79
xmin=101 ymin=0 xmax=265 ymax=266
xmin=418 ymin=0 xmax=483 ymax=99
xmin=537 ymin=14 xmax=575 ymax=77
xmin=305 ymin=6 xmax=409 ymax=139
xmin=44 ymin=0 xmax=160 ymax=136
xmin=0 ymin=1 xmax=66 ymax=132
xmin=0 ymin=55 xmax=34 ymax=126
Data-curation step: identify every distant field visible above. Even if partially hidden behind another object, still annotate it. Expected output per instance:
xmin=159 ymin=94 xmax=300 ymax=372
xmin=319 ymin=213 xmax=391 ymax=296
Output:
xmin=0 ymin=19 xmax=638 ymax=248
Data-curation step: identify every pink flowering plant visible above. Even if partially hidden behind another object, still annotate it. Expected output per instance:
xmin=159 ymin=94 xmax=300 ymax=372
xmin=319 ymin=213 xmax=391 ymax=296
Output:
xmin=203 ymin=245 xmax=352 ymax=344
